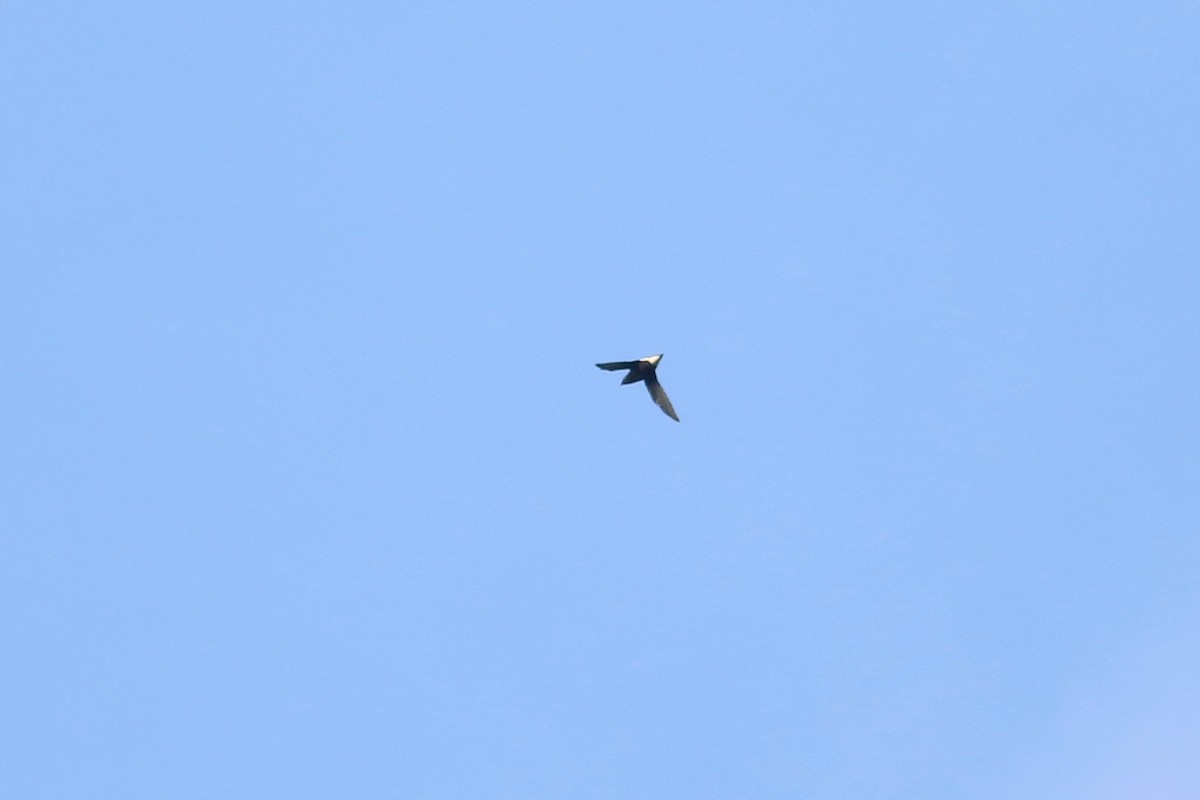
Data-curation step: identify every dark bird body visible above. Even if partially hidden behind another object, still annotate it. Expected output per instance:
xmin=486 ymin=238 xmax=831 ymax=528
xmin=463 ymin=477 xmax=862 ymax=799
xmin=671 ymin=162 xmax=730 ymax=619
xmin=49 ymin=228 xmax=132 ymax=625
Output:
xmin=595 ymin=354 xmax=679 ymax=421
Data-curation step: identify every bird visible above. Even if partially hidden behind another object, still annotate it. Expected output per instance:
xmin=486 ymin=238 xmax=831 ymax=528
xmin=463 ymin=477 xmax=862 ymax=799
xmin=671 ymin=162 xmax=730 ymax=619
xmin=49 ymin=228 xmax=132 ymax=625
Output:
xmin=595 ymin=354 xmax=679 ymax=421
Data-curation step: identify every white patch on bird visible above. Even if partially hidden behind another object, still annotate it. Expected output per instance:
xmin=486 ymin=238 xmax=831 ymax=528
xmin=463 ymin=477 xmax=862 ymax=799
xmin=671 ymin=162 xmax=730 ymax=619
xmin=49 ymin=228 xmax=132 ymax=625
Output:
xmin=640 ymin=354 xmax=663 ymax=364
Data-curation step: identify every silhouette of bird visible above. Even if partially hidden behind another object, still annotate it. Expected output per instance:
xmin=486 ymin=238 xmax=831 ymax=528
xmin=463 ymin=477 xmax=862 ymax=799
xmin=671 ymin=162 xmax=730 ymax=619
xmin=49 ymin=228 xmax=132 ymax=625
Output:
xmin=595 ymin=354 xmax=679 ymax=421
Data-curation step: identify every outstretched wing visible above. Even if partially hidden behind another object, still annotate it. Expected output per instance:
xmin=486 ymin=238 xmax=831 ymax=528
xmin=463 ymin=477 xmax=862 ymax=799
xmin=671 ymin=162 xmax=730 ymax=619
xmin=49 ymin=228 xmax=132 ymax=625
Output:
xmin=644 ymin=374 xmax=680 ymax=421
xmin=596 ymin=361 xmax=639 ymax=371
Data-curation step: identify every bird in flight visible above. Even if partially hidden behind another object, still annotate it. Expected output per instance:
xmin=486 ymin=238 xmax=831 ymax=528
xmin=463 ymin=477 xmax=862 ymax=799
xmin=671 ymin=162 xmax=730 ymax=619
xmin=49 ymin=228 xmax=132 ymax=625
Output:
xmin=595 ymin=354 xmax=679 ymax=421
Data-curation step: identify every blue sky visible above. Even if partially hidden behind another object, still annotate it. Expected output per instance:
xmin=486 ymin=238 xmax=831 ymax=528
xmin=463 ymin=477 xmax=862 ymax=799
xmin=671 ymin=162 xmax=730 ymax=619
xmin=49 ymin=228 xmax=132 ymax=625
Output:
xmin=3 ymin=3 xmax=1198 ymax=798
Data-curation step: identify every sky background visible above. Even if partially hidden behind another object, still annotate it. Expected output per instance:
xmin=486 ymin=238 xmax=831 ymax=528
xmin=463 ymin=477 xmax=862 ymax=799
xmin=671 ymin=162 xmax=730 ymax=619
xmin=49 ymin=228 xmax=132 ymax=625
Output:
xmin=2 ymin=2 xmax=1198 ymax=798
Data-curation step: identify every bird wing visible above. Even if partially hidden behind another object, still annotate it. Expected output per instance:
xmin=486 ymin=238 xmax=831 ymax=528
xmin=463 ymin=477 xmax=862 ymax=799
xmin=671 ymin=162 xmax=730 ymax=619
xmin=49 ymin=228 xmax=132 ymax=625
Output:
xmin=644 ymin=374 xmax=680 ymax=421
xmin=596 ymin=360 xmax=639 ymax=371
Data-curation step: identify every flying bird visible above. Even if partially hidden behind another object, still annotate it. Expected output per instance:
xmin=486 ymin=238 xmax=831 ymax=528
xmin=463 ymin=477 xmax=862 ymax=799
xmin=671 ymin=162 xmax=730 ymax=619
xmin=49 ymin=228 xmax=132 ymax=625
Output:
xmin=595 ymin=354 xmax=679 ymax=421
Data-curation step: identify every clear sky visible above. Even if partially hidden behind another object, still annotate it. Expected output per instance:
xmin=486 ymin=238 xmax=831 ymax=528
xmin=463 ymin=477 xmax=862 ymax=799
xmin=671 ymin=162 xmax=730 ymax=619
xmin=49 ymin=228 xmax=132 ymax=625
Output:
xmin=3 ymin=3 xmax=1198 ymax=798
